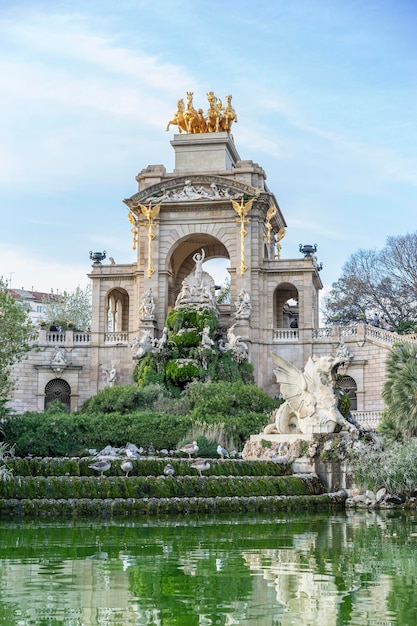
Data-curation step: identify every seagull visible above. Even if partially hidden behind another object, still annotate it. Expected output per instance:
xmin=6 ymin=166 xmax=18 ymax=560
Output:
xmin=163 ymin=463 xmax=175 ymax=477
xmin=124 ymin=447 xmax=141 ymax=460
xmin=180 ymin=441 xmax=199 ymax=459
xmin=88 ymin=459 xmax=111 ymax=478
xmin=125 ymin=443 xmax=142 ymax=458
xmin=120 ymin=458 xmax=133 ymax=477
xmin=190 ymin=459 xmax=210 ymax=478
xmin=217 ymin=444 xmax=229 ymax=460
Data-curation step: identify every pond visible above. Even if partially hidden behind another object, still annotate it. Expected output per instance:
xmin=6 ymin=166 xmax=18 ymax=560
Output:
xmin=0 ymin=509 xmax=416 ymax=625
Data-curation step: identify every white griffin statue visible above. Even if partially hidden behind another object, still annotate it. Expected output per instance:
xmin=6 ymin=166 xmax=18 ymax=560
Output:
xmin=264 ymin=352 xmax=355 ymax=436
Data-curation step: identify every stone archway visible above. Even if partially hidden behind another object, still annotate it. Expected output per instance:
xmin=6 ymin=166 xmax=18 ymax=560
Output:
xmin=273 ymin=283 xmax=299 ymax=328
xmin=167 ymin=235 xmax=230 ymax=310
xmin=105 ymin=287 xmax=129 ymax=332
xmin=44 ymin=378 xmax=71 ymax=411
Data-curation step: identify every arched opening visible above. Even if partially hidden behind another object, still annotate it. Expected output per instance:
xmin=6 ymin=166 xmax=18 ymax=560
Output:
xmin=106 ymin=288 xmax=129 ymax=332
xmin=167 ymin=235 xmax=230 ymax=310
xmin=44 ymin=378 xmax=71 ymax=411
xmin=273 ymin=283 xmax=299 ymax=328
xmin=339 ymin=375 xmax=358 ymax=411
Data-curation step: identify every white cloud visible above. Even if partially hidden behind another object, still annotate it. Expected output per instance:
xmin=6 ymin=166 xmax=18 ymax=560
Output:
xmin=0 ymin=245 xmax=90 ymax=294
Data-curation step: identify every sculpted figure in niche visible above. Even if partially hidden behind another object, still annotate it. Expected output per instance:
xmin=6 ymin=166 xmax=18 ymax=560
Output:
xmin=234 ymin=289 xmax=251 ymax=319
xmin=264 ymin=352 xmax=356 ymax=436
xmin=103 ymin=364 xmax=117 ymax=387
xmin=140 ymin=288 xmax=156 ymax=320
xmin=175 ymin=249 xmax=217 ymax=311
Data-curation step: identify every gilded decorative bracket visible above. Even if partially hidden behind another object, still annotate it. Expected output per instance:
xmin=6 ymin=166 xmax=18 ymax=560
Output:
xmin=275 ymin=227 xmax=286 ymax=259
xmin=138 ymin=202 xmax=161 ymax=278
xmin=127 ymin=210 xmax=140 ymax=250
xmin=231 ymin=196 xmax=256 ymax=276
xmin=263 ymin=205 xmax=277 ymax=246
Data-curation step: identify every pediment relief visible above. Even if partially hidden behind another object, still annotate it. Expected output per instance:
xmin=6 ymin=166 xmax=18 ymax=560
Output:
xmin=124 ymin=175 xmax=264 ymax=210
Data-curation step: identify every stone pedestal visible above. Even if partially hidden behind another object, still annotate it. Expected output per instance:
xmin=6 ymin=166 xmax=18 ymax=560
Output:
xmin=171 ymin=132 xmax=240 ymax=172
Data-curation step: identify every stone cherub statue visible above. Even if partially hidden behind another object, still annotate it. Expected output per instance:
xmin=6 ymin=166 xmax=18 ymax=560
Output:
xmin=264 ymin=352 xmax=356 ymax=436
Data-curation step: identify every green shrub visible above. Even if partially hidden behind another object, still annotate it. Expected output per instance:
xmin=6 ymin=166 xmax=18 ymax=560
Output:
xmin=80 ymin=384 xmax=166 ymax=415
xmin=2 ymin=410 xmax=193 ymax=457
xmin=351 ymin=439 xmax=417 ymax=495
xmin=185 ymin=381 xmax=279 ymax=422
xmin=165 ymin=359 xmax=204 ymax=387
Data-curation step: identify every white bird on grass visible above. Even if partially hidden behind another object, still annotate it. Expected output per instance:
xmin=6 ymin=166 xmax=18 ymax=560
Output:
xmin=190 ymin=459 xmax=210 ymax=478
xmin=180 ymin=441 xmax=199 ymax=459
xmin=120 ymin=458 xmax=133 ymax=477
xmin=217 ymin=444 xmax=229 ymax=460
xmin=163 ymin=463 xmax=175 ymax=477
xmin=88 ymin=459 xmax=111 ymax=478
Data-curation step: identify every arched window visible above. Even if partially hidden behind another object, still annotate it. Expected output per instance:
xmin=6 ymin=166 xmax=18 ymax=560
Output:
xmin=339 ymin=375 xmax=357 ymax=411
xmin=105 ymin=288 xmax=129 ymax=332
xmin=44 ymin=379 xmax=71 ymax=411
xmin=274 ymin=283 xmax=299 ymax=328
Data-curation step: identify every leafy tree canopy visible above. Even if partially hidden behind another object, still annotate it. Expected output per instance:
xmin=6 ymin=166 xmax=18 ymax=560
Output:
xmin=42 ymin=284 xmax=92 ymax=331
xmin=0 ymin=278 xmax=34 ymax=415
xmin=322 ymin=232 xmax=417 ymax=331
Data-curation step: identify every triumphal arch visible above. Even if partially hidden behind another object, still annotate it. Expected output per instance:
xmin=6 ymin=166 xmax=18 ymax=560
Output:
xmin=88 ymin=91 xmax=323 ymax=393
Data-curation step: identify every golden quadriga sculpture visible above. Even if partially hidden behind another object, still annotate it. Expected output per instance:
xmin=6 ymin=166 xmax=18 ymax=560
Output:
xmin=166 ymin=91 xmax=237 ymax=134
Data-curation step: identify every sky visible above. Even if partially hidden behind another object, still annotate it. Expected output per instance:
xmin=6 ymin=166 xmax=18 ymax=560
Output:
xmin=1 ymin=0 xmax=416 ymax=297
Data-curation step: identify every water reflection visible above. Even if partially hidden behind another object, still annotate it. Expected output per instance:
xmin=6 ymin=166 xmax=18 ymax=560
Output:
xmin=0 ymin=510 xmax=416 ymax=624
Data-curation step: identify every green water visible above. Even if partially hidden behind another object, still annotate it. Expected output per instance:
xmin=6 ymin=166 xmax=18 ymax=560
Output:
xmin=0 ymin=510 xmax=416 ymax=625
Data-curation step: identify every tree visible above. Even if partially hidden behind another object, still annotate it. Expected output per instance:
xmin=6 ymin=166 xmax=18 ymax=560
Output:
xmin=42 ymin=284 xmax=92 ymax=331
xmin=322 ymin=232 xmax=417 ymax=330
xmin=381 ymin=343 xmax=417 ymax=438
xmin=0 ymin=278 xmax=34 ymax=415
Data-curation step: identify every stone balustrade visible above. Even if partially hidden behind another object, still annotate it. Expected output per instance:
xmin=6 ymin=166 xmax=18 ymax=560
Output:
xmin=351 ymin=410 xmax=382 ymax=429
xmin=32 ymin=330 xmax=91 ymax=346
xmin=104 ymin=331 xmax=129 ymax=344
xmin=272 ymin=328 xmax=299 ymax=341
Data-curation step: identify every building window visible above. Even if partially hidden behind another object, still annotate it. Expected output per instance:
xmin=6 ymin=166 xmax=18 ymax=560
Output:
xmin=339 ymin=375 xmax=357 ymax=411
xmin=44 ymin=379 xmax=71 ymax=411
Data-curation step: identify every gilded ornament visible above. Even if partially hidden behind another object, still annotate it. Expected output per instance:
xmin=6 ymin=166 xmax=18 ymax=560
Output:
xmin=138 ymin=202 xmax=161 ymax=278
xmin=166 ymin=92 xmax=237 ymax=135
xmin=231 ymin=196 xmax=256 ymax=276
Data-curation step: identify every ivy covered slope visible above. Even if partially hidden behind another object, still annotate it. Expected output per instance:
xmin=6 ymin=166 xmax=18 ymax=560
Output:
xmin=134 ymin=306 xmax=254 ymax=391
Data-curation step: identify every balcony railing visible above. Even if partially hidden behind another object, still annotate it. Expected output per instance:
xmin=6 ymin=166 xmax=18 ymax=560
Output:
xmin=104 ymin=331 xmax=129 ymax=344
xmin=32 ymin=330 xmax=91 ymax=345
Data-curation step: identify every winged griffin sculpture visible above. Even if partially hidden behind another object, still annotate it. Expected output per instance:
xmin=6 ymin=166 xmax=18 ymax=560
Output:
xmin=264 ymin=352 xmax=355 ymax=436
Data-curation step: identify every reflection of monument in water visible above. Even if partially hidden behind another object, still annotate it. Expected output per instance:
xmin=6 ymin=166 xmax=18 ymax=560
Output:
xmin=9 ymin=92 xmax=394 ymax=414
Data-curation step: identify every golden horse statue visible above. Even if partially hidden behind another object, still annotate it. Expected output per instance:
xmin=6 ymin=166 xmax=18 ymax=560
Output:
xmin=220 ymin=94 xmax=237 ymax=133
xmin=183 ymin=91 xmax=202 ymax=134
xmin=166 ymin=98 xmax=187 ymax=133
xmin=206 ymin=91 xmax=223 ymax=133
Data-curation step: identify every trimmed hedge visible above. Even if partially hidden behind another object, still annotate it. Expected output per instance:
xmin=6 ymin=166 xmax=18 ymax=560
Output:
xmin=2 ymin=411 xmax=192 ymax=457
